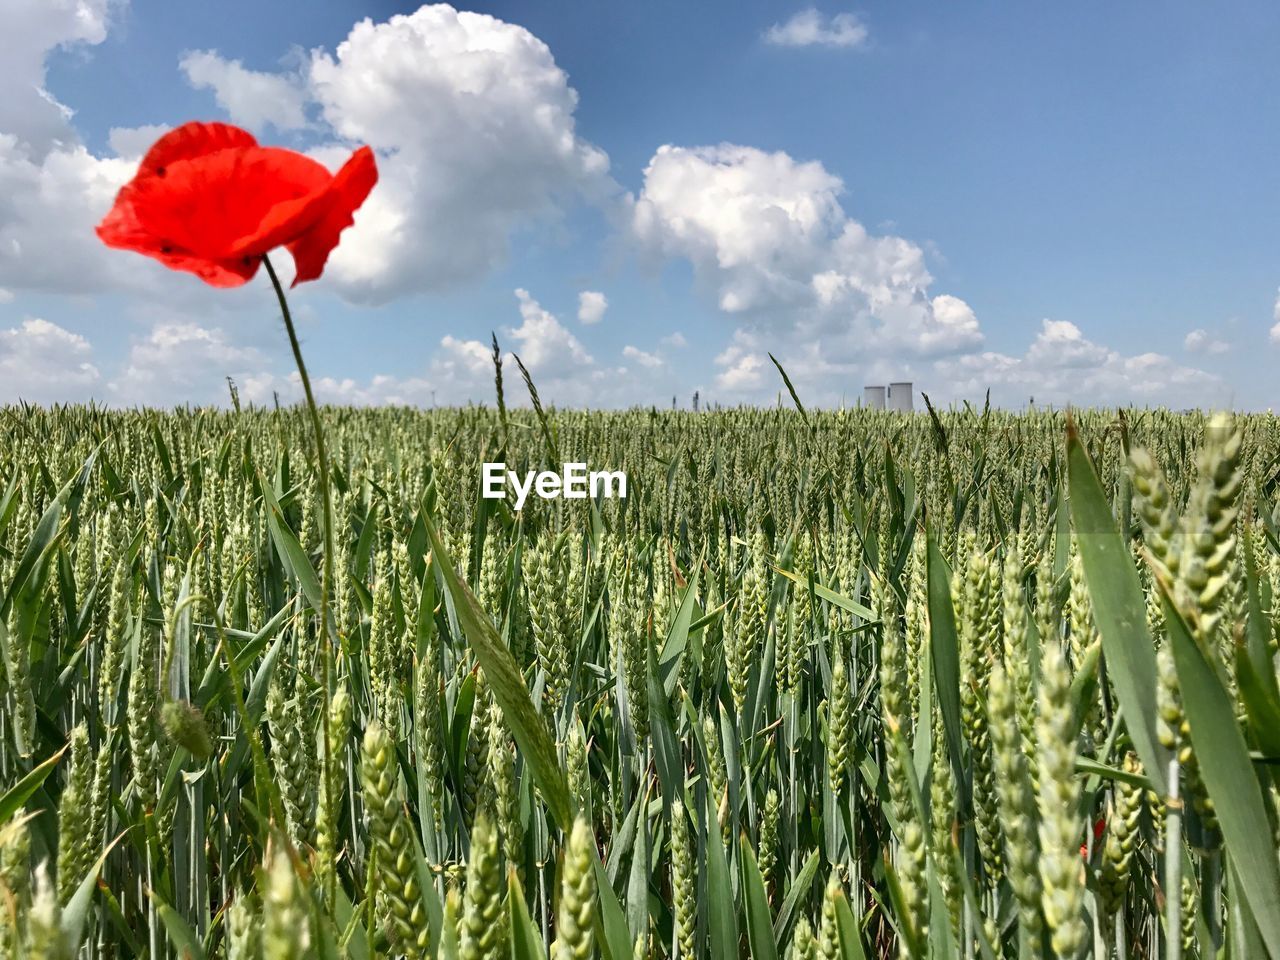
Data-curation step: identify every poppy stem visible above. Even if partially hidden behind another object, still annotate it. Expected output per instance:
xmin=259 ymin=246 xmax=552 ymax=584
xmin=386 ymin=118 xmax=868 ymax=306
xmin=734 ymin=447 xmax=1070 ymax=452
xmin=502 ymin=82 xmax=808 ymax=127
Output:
xmin=262 ymin=252 xmax=337 ymax=908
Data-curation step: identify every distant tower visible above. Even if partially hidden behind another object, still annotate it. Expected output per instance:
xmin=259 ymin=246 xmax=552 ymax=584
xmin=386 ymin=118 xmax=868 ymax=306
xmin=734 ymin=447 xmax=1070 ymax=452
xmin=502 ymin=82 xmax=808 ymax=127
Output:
xmin=887 ymin=382 xmax=913 ymax=412
xmin=863 ymin=385 xmax=886 ymax=410
xmin=692 ymin=390 xmax=700 ymax=412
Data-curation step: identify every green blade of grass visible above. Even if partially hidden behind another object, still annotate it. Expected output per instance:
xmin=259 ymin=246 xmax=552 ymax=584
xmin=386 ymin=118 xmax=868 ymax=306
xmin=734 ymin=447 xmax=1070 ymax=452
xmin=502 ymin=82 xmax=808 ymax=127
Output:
xmin=1065 ymin=421 xmax=1169 ymax=793
xmin=423 ymin=511 xmax=574 ymax=830
xmin=1164 ymin=589 xmax=1280 ymax=956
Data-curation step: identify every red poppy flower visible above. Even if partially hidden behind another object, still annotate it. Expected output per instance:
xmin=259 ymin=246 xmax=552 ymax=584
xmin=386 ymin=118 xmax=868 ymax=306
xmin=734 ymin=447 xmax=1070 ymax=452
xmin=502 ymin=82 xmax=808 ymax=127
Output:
xmin=96 ymin=122 xmax=377 ymax=288
xmin=1081 ymin=816 xmax=1106 ymax=858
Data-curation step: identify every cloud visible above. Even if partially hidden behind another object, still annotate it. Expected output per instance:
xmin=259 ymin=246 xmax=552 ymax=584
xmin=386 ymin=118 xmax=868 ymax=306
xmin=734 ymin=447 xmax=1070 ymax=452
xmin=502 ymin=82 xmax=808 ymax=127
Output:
xmin=713 ymin=332 xmax=769 ymax=393
xmin=622 ymin=345 xmax=663 ymax=368
xmin=0 ymin=136 xmax=140 ymax=294
xmin=307 ymin=5 xmax=615 ymax=302
xmin=578 ymin=290 xmax=607 ymax=325
xmin=0 ymin=317 xmax=100 ymax=403
xmin=661 ymin=331 xmax=688 ymax=348
xmin=2 ymin=0 xmax=113 ymax=156
xmin=0 ymin=1 xmax=153 ymax=297
xmin=510 ymin=288 xmax=593 ymax=376
xmin=632 ymin=143 xmax=982 ymax=360
xmin=179 ymin=50 xmax=309 ymax=133
xmin=1270 ymin=290 xmax=1280 ymax=345
xmin=109 ymin=322 xmax=269 ymax=406
xmin=932 ymin=319 xmax=1224 ymax=408
xmin=1183 ymin=328 xmax=1229 ymax=355
xmin=763 ymin=9 xmax=868 ymax=49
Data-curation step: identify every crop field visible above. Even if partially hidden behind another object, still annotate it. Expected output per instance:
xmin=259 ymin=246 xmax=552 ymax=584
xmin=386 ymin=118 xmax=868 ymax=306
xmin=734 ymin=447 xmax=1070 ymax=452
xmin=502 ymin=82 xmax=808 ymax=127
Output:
xmin=1 ymin=402 xmax=1279 ymax=959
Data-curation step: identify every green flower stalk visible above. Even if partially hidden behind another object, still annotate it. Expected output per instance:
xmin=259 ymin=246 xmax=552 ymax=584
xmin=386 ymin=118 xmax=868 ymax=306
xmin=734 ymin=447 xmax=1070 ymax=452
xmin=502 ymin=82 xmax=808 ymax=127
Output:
xmin=565 ymin=721 xmax=591 ymax=822
xmin=703 ymin=716 xmax=728 ymax=822
xmin=1035 ymin=641 xmax=1086 ymax=959
xmin=4 ymin=607 xmax=35 ymax=757
xmin=670 ymin=798 xmax=697 ymax=960
xmin=127 ymin=614 xmax=161 ymax=815
xmin=552 ymin=817 xmax=596 ymax=960
xmin=98 ymin=562 xmax=131 ymax=727
xmin=461 ymin=693 xmax=492 ymax=828
xmin=881 ymin=609 xmax=927 ymax=942
xmin=827 ymin=652 xmax=852 ymax=790
xmin=316 ymin=688 xmax=351 ymax=891
xmin=360 ymin=722 xmax=431 ymax=959
xmin=459 ymin=813 xmax=506 ymax=960
xmin=226 ymin=896 xmax=262 ymax=960
xmin=24 ymin=864 xmax=70 ymax=960
xmin=818 ymin=872 xmax=841 ymax=960
xmin=262 ymin=848 xmax=308 ymax=960
xmin=758 ymin=787 xmax=780 ymax=893
xmin=989 ymin=662 xmax=1042 ymax=944
xmin=790 ymin=914 xmax=817 ymax=960
xmin=266 ymin=677 xmax=315 ymax=846
xmin=1100 ymin=753 xmax=1144 ymax=920
xmin=723 ymin=608 xmax=751 ymax=715
xmin=0 ymin=819 xmax=31 ymax=955
xmin=928 ymin=711 xmax=962 ymax=943
xmin=414 ymin=645 xmax=445 ymax=835
xmin=55 ymin=725 xmax=93 ymax=905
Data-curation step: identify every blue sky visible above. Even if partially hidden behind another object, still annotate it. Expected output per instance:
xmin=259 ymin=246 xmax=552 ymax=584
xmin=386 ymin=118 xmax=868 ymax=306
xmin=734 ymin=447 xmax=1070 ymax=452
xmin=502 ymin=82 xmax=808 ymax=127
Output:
xmin=3 ymin=1 xmax=1278 ymax=408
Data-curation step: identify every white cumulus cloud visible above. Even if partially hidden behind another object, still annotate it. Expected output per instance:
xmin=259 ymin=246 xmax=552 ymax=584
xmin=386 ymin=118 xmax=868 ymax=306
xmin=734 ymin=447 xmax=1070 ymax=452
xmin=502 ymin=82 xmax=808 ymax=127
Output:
xmin=578 ymin=290 xmax=608 ymax=325
xmin=933 ymin=319 xmax=1224 ymax=409
xmin=510 ymin=288 xmax=593 ymax=376
xmin=109 ymin=322 xmax=269 ymax=406
xmin=2 ymin=0 xmax=114 ymax=156
xmin=661 ymin=331 xmax=688 ymax=348
xmin=764 ymin=9 xmax=868 ymax=49
xmin=0 ymin=317 xmax=100 ymax=403
xmin=1183 ymin=328 xmax=1229 ymax=355
xmin=179 ymin=50 xmax=309 ymax=133
xmin=632 ymin=143 xmax=982 ymax=360
xmin=622 ymin=344 xmax=663 ymax=368
xmin=307 ymin=5 xmax=615 ymax=302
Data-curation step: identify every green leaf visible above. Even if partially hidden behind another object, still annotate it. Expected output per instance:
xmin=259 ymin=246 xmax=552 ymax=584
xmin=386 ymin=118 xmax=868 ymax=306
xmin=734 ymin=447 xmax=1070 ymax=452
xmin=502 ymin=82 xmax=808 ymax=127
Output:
xmin=63 ymin=830 xmax=129 ymax=954
xmin=0 ymin=745 xmax=66 ymax=823
xmin=260 ymin=472 xmax=323 ymax=616
xmin=509 ymin=869 xmax=548 ymax=960
xmin=1065 ymin=423 xmax=1169 ymax=793
xmin=151 ymin=892 xmax=207 ymax=960
xmin=833 ymin=888 xmax=869 ymax=960
xmin=658 ymin=563 xmax=701 ymax=696
xmin=739 ymin=835 xmax=779 ymax=960
xmin=771 ymin=848 xmax=819 ymax=945
xmin=593 ymin=854 xmax=634 ymax=960
xmin=1164 ymin=590 xmax=1280 ymax=956
xmin=772 ymin=566 xmax=878 ymax=622
xmin=705 ymin=792 xmax=739 ymax=960
xmin=926 ymin=532 xmax=963 ymax=779
xmin=423 ymin=511 xmax=574 ymax=829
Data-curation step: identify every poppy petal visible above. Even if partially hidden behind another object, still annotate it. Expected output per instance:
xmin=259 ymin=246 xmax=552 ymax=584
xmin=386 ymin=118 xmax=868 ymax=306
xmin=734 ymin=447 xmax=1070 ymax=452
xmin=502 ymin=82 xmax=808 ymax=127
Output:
xmin=287 ymin=146 xmax=379 ymax=286
xmin=226 ymin=149 xmax=338 ymax=259
xmin=138 ymin=122 xmax=258 ymax=178
xmin=124 ymin=147 xmax=333 ymax=260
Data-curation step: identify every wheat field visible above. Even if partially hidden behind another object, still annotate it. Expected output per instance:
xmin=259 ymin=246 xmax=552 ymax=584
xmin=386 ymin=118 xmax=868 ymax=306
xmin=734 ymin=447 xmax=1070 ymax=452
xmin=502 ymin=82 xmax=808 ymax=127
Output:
xmin=1 ymin=401 xmax=1278 ymax=959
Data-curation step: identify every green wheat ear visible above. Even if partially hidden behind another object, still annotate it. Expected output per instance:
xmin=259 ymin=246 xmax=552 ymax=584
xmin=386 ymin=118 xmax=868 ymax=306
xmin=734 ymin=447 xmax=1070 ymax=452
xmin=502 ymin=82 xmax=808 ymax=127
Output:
xmin=360 ymin=722 xmax=431 ymax=959
xmin=552 ymin=817 xmax=596 ymax=960
xmin=459 ymin=812 xmax=505 ymax=960
xmin=1036 ymin=641 xmax=1086 ymax=959
xmin=262 ymin=847 xmax=309 ymax=960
